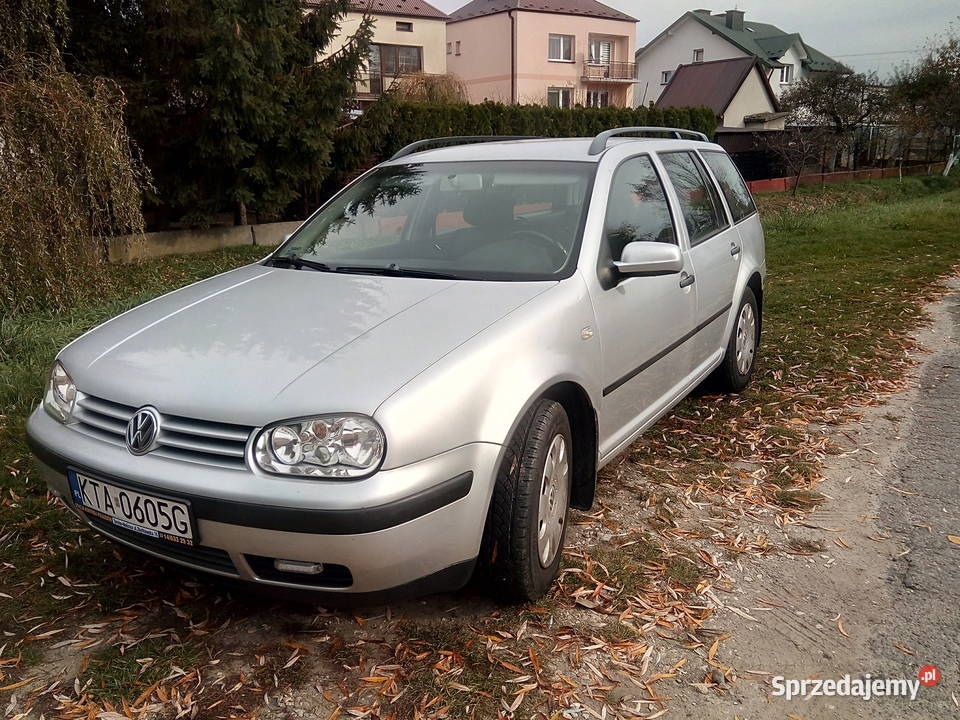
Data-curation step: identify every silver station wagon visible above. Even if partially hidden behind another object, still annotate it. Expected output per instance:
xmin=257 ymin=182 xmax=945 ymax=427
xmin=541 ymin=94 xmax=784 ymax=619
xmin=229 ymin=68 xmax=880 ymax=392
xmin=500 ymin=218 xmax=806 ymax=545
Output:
xmin=27 ymin=127 xmax=765 ymax=601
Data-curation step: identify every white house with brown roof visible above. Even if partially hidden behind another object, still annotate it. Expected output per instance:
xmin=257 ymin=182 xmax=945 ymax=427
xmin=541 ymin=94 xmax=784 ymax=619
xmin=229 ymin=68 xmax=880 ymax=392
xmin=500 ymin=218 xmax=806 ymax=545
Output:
xmin=446 ymin=0 xmax=638 ymax=107
xmin=319 ymin=0 xmax=449 ymax=102
xmin=656 ymin=56 xmax=786 ymax=131
xmin=634 ymin=9 xmax=842 ymax=107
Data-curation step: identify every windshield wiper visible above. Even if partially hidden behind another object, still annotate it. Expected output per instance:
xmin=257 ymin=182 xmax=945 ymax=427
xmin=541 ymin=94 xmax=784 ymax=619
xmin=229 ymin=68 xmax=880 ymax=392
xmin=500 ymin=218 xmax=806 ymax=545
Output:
xmin=268 ymin=255 xmax=333 ymax=272
xmin=331 ymin=264 xmax=467 ymax=280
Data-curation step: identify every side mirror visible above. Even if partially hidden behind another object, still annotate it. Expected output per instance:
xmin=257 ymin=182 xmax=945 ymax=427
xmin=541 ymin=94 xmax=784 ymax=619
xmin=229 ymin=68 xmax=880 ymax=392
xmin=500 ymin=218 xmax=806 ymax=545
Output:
xmin=613 ymin=242 xmax=684 ymax=275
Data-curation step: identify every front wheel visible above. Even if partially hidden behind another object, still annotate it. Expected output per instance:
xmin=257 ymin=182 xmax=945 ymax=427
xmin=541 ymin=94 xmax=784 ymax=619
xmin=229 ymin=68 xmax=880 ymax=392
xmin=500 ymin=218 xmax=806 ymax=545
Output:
xmin=711 ymin=287 xmax=759 ymax=392
xmin=479 ymin=399 xmax=572 ymax=601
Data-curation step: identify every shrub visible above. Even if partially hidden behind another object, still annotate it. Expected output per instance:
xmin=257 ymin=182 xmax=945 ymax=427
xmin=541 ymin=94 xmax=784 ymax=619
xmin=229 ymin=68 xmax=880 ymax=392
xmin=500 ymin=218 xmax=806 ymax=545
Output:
xmin=0 ymin=60 xmax=146 ymax=315
xmin=326 ymin=98 xmax=716 ymax=189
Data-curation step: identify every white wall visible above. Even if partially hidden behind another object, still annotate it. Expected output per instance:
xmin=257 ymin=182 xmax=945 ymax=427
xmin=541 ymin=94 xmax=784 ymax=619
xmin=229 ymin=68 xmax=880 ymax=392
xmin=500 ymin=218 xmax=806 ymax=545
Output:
xmin=768 ymin=42 xmax=806 ymax=98
xmin=321 ymin=12 xmax=448 ymax=75
xmin=633 ymin=15 xmax=747 ymax=107
xmin=722 ymin=67 xmax=777 ymax=127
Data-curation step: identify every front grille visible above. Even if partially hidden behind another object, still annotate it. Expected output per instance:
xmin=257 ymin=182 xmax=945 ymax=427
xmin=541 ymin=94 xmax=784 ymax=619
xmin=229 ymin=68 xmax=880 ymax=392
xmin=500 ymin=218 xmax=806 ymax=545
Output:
xmin=89 ymin=517 xmax=238 ymax=576
xmin=72 ymin=394 xmax=252 ymax=471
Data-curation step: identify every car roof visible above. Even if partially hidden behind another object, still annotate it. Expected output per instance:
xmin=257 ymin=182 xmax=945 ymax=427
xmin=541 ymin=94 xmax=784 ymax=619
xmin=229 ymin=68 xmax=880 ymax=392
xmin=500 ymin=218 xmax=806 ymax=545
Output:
xmin=380 ymin=137 xmax=726 ymax=165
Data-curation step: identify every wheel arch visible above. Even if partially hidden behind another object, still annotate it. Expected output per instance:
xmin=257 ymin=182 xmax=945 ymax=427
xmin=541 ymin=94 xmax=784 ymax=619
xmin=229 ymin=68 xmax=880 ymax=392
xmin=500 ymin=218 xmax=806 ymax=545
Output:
xmin=500 ymin=381 xmax=598 ymax=511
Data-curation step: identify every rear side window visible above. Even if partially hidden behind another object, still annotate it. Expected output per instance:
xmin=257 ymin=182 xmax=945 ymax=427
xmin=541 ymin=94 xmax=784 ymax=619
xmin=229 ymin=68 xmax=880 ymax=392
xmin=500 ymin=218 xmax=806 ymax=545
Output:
xmin=603 ymin=155 xmax=675 ymax=261
xmin=659 ymin=151 xmax=727 ymax=246
xmin=701 ymin=151 xmax=756 ymax=222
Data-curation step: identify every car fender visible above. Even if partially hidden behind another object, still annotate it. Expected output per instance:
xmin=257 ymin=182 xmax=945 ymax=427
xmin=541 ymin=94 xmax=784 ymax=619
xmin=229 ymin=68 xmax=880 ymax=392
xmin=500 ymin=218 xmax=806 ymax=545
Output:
xmin=374 ymin=273 xmax=602 ymax=472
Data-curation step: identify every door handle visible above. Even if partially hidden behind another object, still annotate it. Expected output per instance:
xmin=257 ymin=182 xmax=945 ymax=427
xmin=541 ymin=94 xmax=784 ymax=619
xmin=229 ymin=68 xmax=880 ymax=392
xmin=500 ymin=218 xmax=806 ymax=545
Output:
xmin=730 ymin=244 xmax=742 ymax=256
xmin=679 ymin=273 xmax=695 ymax=288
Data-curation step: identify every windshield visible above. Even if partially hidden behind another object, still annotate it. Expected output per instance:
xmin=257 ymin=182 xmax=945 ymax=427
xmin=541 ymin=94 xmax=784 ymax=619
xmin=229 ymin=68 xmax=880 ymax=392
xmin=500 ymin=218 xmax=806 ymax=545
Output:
xmin=271 ymin=161 xmax=595 ymax=281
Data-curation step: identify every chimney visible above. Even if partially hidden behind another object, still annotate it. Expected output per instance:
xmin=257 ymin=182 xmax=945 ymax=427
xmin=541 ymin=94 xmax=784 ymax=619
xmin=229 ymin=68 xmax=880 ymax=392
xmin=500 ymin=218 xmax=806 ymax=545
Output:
xmin=724 ymin=9 xmax=744 ymax=30
xmin=693 ymin=8 xmax=712 ymax=15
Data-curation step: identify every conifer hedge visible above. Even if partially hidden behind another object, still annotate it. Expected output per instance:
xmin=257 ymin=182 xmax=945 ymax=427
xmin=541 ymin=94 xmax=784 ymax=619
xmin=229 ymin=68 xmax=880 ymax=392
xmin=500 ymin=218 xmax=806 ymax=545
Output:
xmin=329 ymin=98 xmax=716 ymax=186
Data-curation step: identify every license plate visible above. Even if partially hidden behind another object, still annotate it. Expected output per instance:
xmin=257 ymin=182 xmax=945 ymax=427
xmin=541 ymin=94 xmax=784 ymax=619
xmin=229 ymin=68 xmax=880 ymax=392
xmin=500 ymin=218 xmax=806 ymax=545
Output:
xmin=67 ymin=470 xmax=195 ymax=546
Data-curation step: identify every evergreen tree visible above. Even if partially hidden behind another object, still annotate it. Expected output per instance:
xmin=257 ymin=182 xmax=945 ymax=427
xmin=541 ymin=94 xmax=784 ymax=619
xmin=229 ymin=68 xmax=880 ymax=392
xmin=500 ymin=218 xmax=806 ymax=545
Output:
xmin=67 ymin=0 xmax=373 ymax=224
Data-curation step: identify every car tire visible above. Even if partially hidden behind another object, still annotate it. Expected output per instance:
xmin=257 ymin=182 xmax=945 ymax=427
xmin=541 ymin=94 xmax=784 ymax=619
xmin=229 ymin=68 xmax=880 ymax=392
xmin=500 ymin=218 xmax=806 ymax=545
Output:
xmin=711 ymin=287 xmax=759 ymax=393
xmin=479 ymin=399 xmax=572 ymax=602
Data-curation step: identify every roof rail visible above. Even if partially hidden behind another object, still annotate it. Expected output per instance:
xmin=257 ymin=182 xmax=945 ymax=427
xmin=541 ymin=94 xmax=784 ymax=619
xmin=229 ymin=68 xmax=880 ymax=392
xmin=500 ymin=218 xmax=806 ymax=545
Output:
xmin=588 ymin=126 xmax=710 ymax=155
xmin=390 ymin=135 xmax=540 ymax=161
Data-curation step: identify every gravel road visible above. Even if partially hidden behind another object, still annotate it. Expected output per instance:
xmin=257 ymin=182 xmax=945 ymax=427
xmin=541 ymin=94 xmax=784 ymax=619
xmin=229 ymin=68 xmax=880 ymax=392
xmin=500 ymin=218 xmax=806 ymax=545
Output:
xmin=670 ymin=278 xmax=960 ymax=719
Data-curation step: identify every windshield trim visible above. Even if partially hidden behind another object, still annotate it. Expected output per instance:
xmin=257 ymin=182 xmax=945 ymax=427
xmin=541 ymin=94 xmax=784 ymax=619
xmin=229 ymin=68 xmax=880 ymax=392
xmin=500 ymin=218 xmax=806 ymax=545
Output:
xmin=265 ymin=159 xmax=598 ymax=283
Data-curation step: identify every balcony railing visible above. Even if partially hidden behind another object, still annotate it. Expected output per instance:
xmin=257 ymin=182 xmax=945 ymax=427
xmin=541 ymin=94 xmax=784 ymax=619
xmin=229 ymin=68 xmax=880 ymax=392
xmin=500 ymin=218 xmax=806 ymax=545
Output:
xmin=581 ymin=60 xmax=636 ymax=82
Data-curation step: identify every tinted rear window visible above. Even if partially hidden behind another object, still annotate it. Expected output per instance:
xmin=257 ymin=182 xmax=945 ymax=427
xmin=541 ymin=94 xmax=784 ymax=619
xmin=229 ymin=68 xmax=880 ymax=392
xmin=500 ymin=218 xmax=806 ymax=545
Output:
xmin=701 ymin=151 xmax=756 ymax=223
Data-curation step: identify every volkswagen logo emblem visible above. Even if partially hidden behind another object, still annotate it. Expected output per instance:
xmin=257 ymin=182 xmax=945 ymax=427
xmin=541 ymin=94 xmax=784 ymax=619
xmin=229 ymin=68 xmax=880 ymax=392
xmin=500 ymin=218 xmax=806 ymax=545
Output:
xmin=126 ymin=407 xmax=160 ymax=455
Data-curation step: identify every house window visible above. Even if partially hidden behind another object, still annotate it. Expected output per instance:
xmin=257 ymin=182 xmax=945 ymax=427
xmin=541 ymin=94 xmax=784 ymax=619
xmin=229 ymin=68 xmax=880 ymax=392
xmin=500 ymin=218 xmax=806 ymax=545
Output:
xmin=693 ymin=48 xmax=704 ymax=63
xmin=779 ymin=64 xmax=794 ymax=84
xmin=396 ymin=21 xmax=413 ymax=32
xmin=548 ymin=34 xmax=574 ymax=62
xmin=547 ymin=87 xmax=573 ymax=108
xmin=660 ymin=70 xmax=673 ymax=85
xmin=589 ymin=39 xmax=612 ymax=65
xmin=446 ymin=42 xmax=452 ymax=55
xmin=455 ymin=40 xmax=461 ymax=55
xmin=586 ymin=90 xmax=609 ymax=108
xmin=368 ymin=44 xmax=423 ymax=94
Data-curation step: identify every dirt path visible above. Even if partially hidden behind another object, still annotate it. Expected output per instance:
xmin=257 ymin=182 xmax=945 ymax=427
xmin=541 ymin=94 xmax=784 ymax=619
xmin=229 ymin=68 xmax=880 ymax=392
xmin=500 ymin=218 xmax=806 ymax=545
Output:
xmin=666 ymin=277 xmax=960 ymax=718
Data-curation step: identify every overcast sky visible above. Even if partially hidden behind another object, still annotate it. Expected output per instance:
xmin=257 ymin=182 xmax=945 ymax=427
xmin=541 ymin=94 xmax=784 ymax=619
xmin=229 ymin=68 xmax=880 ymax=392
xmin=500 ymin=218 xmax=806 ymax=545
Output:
xmin=431 ymin=0 xmax=958 ymax=78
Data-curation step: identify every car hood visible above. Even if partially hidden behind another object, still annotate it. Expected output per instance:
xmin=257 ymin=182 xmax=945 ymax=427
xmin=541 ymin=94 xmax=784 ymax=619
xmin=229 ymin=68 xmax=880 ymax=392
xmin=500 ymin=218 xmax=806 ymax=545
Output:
xmin=63 ymin=264 xmax=553 ymax=426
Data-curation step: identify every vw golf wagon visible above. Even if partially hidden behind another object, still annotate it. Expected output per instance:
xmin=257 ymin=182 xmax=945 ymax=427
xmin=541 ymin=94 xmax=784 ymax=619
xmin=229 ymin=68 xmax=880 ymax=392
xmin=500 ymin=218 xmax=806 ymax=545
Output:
xmin=27 ymin=127 xmax=765 ymax=601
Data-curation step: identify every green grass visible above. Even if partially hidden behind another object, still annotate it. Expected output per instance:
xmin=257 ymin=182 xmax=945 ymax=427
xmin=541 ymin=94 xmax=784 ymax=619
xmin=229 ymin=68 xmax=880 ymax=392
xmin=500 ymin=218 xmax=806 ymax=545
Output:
xmin=85 ymin=637 xmax=204 ymax=704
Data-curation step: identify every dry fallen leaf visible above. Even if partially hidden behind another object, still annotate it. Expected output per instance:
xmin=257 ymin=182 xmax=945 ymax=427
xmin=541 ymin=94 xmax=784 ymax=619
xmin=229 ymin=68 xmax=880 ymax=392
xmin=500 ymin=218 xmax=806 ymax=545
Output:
xmin=946 ymin=535 xmax=960 ymax=545
xmin=836 ymin=616 xmax=849 ymax=638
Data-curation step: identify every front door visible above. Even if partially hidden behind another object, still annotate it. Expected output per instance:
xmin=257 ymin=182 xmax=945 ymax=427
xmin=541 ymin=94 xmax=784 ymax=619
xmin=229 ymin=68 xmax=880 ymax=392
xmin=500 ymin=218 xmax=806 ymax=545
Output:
xmin=657 ymin=150 xmax=740 ymax=369
xmin=591 ymin=155 xmax=697 ymax=456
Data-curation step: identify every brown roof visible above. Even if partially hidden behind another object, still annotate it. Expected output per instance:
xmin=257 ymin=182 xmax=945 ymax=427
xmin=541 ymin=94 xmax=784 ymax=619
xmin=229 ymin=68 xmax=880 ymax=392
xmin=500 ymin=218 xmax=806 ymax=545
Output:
xmin=449 ymin=0 xmax=635 ymax=23
xmin=339 ymin=0 xmax=448 ymax=20
xmin=655 ymin=57 xmax=779 ymax=117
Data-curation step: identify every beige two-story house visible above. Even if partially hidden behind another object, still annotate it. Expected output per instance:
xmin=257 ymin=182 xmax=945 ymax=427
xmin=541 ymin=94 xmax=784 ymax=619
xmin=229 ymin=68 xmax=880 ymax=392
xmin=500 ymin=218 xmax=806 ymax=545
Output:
xmin=446 ymin=0 xmax=637 ymax=107
xmin=317 ymin=0 xmax=449 ymax=103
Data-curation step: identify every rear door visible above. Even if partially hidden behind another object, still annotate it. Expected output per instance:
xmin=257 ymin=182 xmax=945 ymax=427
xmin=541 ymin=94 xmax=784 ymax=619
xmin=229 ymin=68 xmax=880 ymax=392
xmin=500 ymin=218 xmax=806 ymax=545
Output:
xmin=699 ymin=148 xmax=763 ymax=268
xmin=591 ymin=154 xmax=697 ymax=453
xmin=657 ymin=150 xmax=740 ymax=369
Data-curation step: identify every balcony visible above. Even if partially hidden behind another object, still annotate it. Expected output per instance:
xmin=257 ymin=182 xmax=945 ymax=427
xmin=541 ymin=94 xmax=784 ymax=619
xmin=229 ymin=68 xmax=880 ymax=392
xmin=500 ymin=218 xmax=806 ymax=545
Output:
xmin=581 ymin=60 xmax=636 ymax=83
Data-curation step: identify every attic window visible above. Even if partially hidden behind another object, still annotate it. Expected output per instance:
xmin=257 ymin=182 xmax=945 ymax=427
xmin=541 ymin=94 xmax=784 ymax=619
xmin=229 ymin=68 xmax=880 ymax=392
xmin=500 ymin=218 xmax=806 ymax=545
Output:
xmin=396 ymin=21 xmax=413 ymax=31
xmin=693 ymin=48 xmax=704 ymax=63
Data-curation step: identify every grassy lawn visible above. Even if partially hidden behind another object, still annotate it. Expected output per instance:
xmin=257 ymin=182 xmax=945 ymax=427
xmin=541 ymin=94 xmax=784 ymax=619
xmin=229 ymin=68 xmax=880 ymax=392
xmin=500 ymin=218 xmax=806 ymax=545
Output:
xmin=1 ymin=176 xmax=958 ymax=716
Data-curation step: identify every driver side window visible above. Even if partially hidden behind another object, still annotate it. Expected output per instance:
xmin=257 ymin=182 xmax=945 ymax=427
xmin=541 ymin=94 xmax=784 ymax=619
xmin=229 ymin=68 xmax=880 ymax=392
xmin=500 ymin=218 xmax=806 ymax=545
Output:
xmin=604 ymin=156 xmax=676 ymax=261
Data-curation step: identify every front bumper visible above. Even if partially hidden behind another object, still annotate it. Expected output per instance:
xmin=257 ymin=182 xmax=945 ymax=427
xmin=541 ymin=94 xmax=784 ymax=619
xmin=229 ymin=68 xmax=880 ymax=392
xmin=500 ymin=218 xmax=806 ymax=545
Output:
xmin=27 ymin=407 xmax=500 ymax=596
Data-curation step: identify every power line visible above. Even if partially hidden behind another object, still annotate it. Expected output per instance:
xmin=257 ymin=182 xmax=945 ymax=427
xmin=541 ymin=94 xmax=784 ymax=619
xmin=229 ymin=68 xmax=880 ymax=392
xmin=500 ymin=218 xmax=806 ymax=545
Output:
xmin=833 ymin=49 xmax=924 ymax=58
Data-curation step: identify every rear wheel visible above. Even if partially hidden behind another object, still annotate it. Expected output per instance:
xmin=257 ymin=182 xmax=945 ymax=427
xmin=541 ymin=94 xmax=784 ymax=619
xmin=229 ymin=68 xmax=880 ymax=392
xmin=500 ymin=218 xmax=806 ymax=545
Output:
xmin=480 ymin=399 xmax=572 ymax=601
xmin=711 ymin=287 xmax=759 ymax=392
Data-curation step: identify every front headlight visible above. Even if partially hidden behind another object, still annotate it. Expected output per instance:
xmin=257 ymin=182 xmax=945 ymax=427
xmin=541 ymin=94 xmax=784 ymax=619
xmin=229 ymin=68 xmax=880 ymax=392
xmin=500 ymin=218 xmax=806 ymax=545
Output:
xmin=43 ymin=360 xmax=77 ymax=422
xmin=252 ymin=414 xmax=385 ymax=478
